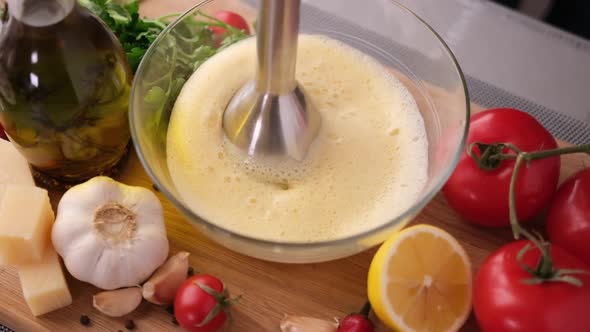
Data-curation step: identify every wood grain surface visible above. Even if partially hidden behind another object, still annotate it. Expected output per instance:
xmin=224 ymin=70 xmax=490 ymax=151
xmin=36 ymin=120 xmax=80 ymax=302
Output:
xmin=0 ymin=1 xmax=588 ymax=331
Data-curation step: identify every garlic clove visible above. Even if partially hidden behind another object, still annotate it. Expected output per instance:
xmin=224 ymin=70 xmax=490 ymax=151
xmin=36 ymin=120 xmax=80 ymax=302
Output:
xmin=142 ymin=251 xmax=190 ymax=305
xmin=93 ymin=286 xmax=142 ymax=317
xmin=280 ymin=315 xmax=339 ymax=332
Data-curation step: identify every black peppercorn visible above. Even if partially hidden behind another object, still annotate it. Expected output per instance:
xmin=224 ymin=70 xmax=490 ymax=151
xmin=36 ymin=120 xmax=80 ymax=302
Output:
xmin=187 ymin=266 xmax=194 ymax=277
xmin=125 ymin=319 xmax=136 ymax=330
xmin=79 ymin=315 xmax=91 ymax=326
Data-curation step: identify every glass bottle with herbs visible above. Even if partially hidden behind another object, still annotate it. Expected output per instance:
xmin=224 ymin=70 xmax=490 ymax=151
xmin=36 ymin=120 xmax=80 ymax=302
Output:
xmin=0 ymin=0 xmax=132 ymax=187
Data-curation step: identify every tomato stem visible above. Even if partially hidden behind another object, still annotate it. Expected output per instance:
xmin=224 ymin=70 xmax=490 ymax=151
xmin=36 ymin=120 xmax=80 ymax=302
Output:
xmin=508 ymin=153 xmax=526 ymax=239
xmin=194 ymin=282 xmax=240 ymax=327
xmin=469 ymin=142 xmax=590 ymax=286
xmin=359 ymin=301 xmax=371 ymax=318
xmin=506 ymin=144 xmax=590 ymax=239
xmin=524 ymin=145 xmax=590 ymax=160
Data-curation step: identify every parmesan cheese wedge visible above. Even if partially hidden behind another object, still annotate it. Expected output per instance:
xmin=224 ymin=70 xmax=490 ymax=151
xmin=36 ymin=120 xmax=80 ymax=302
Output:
xmin=17 ymin=247 xmax=72 ymax=316
xmin=0 ymin=185 xmax=54 ymax=265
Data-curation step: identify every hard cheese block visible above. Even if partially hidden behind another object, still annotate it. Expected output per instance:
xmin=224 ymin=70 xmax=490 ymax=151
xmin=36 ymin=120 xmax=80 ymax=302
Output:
xmin=0 ymin=139 xmax=34 ymax=186
xmin=0 ymin=185 xmax=54 ymax=265
xmin=18 ymin=247 xmax=72 ymax=316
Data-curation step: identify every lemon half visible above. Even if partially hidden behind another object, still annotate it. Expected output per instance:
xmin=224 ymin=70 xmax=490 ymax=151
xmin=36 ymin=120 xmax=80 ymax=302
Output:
xmin=368 ymin=224 xmax=472 ymax=332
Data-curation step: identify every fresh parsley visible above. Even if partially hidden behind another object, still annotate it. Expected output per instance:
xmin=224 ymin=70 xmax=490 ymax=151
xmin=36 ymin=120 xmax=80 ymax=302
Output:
xmin=78 ymin=0 xmax=247 ymax=73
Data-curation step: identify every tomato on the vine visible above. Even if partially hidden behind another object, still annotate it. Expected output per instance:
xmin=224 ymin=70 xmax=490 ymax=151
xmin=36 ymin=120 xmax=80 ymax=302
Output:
xmin=443 ymin=108 xmax=560 ymax=227
xmin=474 ymin=240 xmax=590 ymax=332
xmin=210 ymin=11 xmax=250 ymax=36
xmin=174 ymin=274 xmax=235 ymax=332
xmin=546 ymin=168 xmax=590 ymax=266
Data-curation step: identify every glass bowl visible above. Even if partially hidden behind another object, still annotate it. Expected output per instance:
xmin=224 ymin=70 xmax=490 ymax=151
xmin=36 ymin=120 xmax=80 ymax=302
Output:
xmin=129 ymin=0 xmax=469 ymax=263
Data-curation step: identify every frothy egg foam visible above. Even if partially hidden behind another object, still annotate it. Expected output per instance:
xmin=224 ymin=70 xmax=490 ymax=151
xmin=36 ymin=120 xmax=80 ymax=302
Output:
xmin=167 ymin=34 xmax=428 ymax=242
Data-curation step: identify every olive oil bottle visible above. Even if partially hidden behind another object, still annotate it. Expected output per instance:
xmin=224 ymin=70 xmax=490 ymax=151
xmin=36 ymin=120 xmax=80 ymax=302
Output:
xmin=0 ymin=0 xmax=132 ymax=187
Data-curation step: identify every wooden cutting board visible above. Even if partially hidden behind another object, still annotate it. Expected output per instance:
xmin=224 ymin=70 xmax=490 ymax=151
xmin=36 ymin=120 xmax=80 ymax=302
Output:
xmin=1 ymin=1 xmax=589 ymax=331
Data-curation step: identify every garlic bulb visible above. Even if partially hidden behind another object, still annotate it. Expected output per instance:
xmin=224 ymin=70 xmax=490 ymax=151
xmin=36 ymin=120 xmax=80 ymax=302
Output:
xmin=52 ymin=176 xmax=169 ymax=290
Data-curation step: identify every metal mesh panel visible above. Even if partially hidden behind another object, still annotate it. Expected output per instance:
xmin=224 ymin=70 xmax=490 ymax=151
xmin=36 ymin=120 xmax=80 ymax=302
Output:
xmin=466 ymin=75 xmax=590 ymax=144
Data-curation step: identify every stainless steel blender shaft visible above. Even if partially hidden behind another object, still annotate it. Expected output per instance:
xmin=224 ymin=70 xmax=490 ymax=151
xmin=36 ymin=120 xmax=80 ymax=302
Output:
xmin=222 ymin=0 xmax=320 ymax=161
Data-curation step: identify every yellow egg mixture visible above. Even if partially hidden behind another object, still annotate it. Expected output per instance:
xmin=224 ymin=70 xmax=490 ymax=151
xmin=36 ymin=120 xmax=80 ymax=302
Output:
xmin=167 ymin=34 xmax=428 ymax=242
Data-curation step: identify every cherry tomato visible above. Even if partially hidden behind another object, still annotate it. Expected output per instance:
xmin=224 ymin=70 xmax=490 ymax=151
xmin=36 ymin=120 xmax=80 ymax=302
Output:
xmin=442 ymin=108 xmax=559 ymax=227
xmin=337 ymin=313 xmax=374 ymax=332
xmin=474 ymin=240 xmax=590 ymax=332
xmin=174 ymin=274 xmax=232 ymax=332
xmin=210 ymin=11 xmax=250 ymax=36
xmin=546 ymin=168 xmax=590 ymax=265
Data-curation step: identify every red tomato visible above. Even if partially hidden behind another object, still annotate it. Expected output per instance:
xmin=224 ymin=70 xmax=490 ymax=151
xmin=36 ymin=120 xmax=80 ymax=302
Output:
xmin=210 ymin=11 xmax=250 ymax=36
xmin=474 ymin=240 xmax=590 ymax=332
xmin=546 ymin=168 xmax=590 ymax=265
xmin=337 ymin=314 xmax=374 ymax=332
xmin=174 ymin=274 xmax=231 ymax=332
xmin=442 ymin=108 xmax=559 ymax=227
